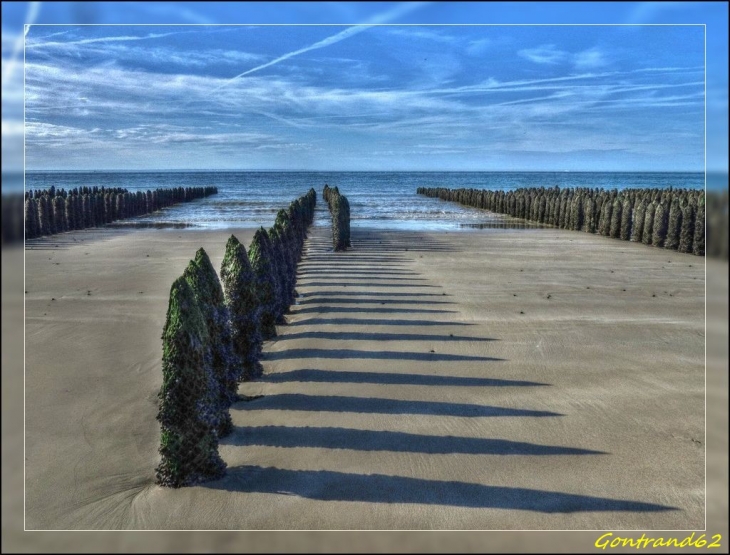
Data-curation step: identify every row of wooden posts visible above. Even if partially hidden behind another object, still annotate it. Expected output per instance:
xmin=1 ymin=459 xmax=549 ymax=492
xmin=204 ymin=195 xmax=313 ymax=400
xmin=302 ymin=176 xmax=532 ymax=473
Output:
xmin=23 ymin=185 xmax=218 ymax=239
xmin=417 ymin=186 xmax=708 ymax=256
xmin=2 ymin=185 xmax=726 ymax=257
xmin=323 ymin=184 xmax=351 ymax=251
xmin=156 ymin=188 xmax=317 ymax=488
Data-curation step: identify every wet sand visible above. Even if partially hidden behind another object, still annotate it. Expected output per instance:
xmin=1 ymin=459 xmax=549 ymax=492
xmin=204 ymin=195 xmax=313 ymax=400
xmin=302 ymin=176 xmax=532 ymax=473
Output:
xmin=22 ymin=210 xmax=706 ymax=532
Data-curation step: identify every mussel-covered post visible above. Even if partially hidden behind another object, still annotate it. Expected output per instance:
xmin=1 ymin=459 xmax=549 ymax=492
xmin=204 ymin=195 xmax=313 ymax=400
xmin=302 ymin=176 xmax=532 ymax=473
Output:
xmin=268 ymin=225 xmax=290 ymax=323
xmin=272 ymin=210 xmax=297 ymax=307
xmin=248 ymin=227 xmax=279 ymax=339
xmin=25 ymin=198 xmax=40 ymax=239
xmin=324 ymin=185 xmax=351 ymax=251
xmin=221 ymin=235 xmax=263 ymax=381
xmin=664 ymin=196 xmax=682 ymax=250
xmin=38 ymin=195 xmax=52 ymax=236
xmin=156 ymin=277 xmax=226 ymax=488
xmin=183 ymin=249 xmax=237 ymax=438
xmin=693 ymin=196 xmax=705 ymax=256
xmin=651 ymin=200 xmax=668 ymax=248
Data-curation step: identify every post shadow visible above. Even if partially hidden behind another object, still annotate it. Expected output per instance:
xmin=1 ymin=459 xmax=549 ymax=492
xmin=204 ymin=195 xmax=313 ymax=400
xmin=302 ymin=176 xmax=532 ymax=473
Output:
xmin=298 ymin=270 xmax=419 ymax=276
xmin=289 ymin=318 xmax=473 ymax=327
xmin=298 ymin=298 xmax=455 ymax=305
xmin=291 ymin=306 xmax=457 ymax=315
xmin=235 ymin=394 xmax=559 ymax=417
xmin=355 ymin=243 xmax=453 ymax=250
xmin=302 ymin=256 xmax=408 ymax=263
xmin=204 ymin=466 xmax=676 ymax=514
xmin=353 ymin=245 xmax=455 ymax=253
xmin=262 ymin=349 xmax=502 ymax=362
xmin=24 ymin=228 xmax=122 ymax=249
xmin=356 ymin=247 xmax=454 ymax=253
xmin=222 ymin=425 xmax=601 ymax=455
xmin=260 ymin=369 xmax=542 ymax=387
xmin=300 ymin=291 xmax=451 ymax=298
xmin=297 ymin=263 xmax=411 ymax=268
xmin=299 ymin=282 xmax=441 ymax=288
xmin=298 ymin=276 xmax=431 ymax=282
xmin=270 ymin=331 xmax=491 ymax=342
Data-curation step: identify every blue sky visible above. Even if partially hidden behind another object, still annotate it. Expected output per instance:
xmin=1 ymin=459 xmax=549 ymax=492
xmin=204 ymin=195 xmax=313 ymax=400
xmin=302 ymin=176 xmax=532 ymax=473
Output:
xmin=22 ymin=21 xmax=707 ymax=171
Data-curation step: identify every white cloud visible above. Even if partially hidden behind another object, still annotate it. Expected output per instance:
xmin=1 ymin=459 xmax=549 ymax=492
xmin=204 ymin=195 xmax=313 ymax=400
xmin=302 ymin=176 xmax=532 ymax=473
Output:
xmin=384 ymin=27 xmax=459 ymax=44
xmin=466 ymin=38 xmax=492 ymax=56
xmin=518 ymin=44 xmax=567 ymax=65
xmin=574 ymin=47 xmax=609 ymax=69
xmin=26 ymin=31 xmax=182 ymax=49
xmin=518 ymin=45 xmax=612 ymax=70
xmin=26 ymin=121 xmax=87 ymax=137
xmin=25 ymin=120 xmax=288 ymax=156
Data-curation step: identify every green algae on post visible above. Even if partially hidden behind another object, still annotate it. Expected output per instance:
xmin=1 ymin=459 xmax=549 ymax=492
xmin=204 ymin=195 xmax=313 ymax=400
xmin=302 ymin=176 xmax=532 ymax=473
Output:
xmin=156 ymin=276 xmax=226 ymax=488
xmin=249 ymin=227 xmax=279 ymax=340
xmin=221 ymin=235 xmax=263 ymax=381
xmin=183 ymin=249 xmax=237 ymax=438
xmin=324 ymin=184 xmax=351 ymax=251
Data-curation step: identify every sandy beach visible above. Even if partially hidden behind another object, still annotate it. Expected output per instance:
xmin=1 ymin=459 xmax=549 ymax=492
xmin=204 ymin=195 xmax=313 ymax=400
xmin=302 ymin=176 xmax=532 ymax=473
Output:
xmin=23 ymin=207 xmax=707 ymax=532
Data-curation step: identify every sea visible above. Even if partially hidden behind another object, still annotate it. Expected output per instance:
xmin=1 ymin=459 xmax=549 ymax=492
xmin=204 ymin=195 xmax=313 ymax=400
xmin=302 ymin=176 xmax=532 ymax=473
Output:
xmin=22 ymin=171 xmax=706 ymax=231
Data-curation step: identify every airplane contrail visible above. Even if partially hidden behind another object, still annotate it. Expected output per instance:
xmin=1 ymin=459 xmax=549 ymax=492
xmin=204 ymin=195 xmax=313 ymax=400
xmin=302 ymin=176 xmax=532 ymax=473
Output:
xmin=26 ymin=31 xmax=184 ymax=49
xmin=210 ymin=2 xmax=429 ymax=93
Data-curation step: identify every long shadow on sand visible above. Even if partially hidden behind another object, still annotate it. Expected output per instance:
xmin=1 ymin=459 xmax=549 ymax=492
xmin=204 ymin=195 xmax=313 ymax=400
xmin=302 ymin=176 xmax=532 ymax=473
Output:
xmin=298 ymin=298 xmax=455 ymax=306
xmin=259 ymin=369 xmax=543 ymax=387
xmin=290 ymin=318 xmax=473 ymax=327
xmin=299 ymin=282 xmax=442 ymax=288
xmin=271 ymin=331 xmax=491 ymax=342
xmin=297 ymin=266 xmax=412 ymax=272
xmin=292 ymin=306 xmax=457 ymax=315
xmin=300 ymin=291 xmax=451 ymax=298
xmin=301 ymin=256 xmax=408 ymax=263
xmin=298 ymin=270 xmax=419 ymax=276
xmin=263 ymin=348 xmax=502 ymax=362
xmin=300 ymin=276 xmax=430 ymax=282
xmin=223 ymin=426 xmax=601 ymax=455
xmin=205 ymin=466 xmax=676 ymax=513
xmin=354 ymin=243 xmax=454 ymax=253
xmin=24 ymin=228 xmax=123 ymax=250
xmin=235 ymin=394 xmax=559 ymax=417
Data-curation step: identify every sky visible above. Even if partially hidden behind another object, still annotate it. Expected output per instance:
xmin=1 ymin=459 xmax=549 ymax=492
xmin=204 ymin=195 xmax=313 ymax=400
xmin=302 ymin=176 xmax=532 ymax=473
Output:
xmin=7 ymin=3 xmax=723 ymax=172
